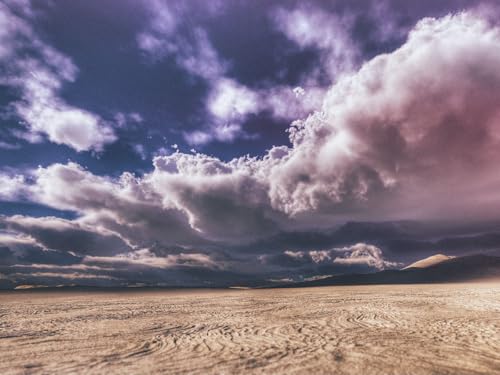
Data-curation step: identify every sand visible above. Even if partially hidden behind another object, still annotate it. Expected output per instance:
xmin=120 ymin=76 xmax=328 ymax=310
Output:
xmin=403 ymin=254 xmax=454 ymax=269
xmin=0 ymin=283 xmax=499 ymax=374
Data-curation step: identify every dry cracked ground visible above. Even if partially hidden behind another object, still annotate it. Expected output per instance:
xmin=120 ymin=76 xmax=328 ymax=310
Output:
xmin=0 ymin=283 xmax=499 ymax=374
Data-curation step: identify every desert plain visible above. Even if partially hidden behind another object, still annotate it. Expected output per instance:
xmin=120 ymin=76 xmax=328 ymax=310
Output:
xmin=0 ymin=283 xmax=499 ymax=374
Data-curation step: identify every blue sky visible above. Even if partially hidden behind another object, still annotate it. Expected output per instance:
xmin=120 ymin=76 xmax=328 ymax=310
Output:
xmin=1 ymin=0 xmax=500 ymax=288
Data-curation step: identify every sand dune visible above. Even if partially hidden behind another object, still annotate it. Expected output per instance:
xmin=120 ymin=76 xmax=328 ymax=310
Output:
xmin=0 ymin=283 xmax=499 ymax=374
xmin=403 ymin=254 xmax=454 ymax=269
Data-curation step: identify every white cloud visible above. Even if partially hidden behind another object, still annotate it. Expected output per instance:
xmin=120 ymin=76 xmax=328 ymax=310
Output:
xmin=273 ymin=5 xmax=358 ymax=80
xmin=179 ymin=29 xmax=228 ymax=80
xmin=184 ymin=78 xmax=262 ymax=146
xmin=0 ymin=1 xmax=116 ymax=151
xmin=114 ymin=112 xmax=143 ymax=129
xmin=138 ymin=1 xmax=226 ymax=79
xmin=259 ymin=12 xmax=500 ymax=221
xmin=207 ymin=79 xmax=260 ymax=124
xmin=16 ymin=87 xmax=116 ymax=152
xmin=183 ymin=131 xmax=214 ymax=146
xmin=0 ymin=173 xmax=26 ymax=201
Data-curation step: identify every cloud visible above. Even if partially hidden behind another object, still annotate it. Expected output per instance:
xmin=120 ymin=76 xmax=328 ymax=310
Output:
xmin=14 ymin=8 xmax=500 ymax=245
xmin=136 ymin=0 xmax=179 ymax=57
xmin=0 ymin=1 xmax=116 ymax=151
xmin=0 ymin=246 xmax=229 ymax=288
xmin=137 ymin=1 xmax=253 ymax=145
xmin=16 ymin=14 xmax=500 ymax=228
xmin=84 ymin=249 xmax=218 ymax=270
xmin=254 ymin=3 xmax=363 ymax=124
xmin=332 ymin=243 xmax=400 ymax=270
xmin=0 ymin=233 xmax=82 ymax=266
xmin=260 ymin=243 xmax=400 ymax=277
xmin=272 ymin=4 xmax=358 ymax=81
xmin=116 ymin=13 xmax=500 ymax=229
xmin=0 ymin=215 xmax=131 ymax=256
xmin=149 ymin=152 xmax=287 ymax=241
xmin=0 ymin=232 xmax=222 ymax=288
xmin=185 ymin=81 xmax=259 ymax=146
xmin=0 ymin=173 xmax=26 ymax=201
xmin=207 ymin=79 xmax=259 ymax=129
xmin=139 ymin=8 xmax=227 ymax=82
xmin=137 ymin=0 xmax=229 ymax=78
xmin=368 ymin=1 xmax=409 ymax=43
xmin=304 ymin=12 xmax=500 ymax=220
xmin=137 ymin=2 xmax=338 ymax=146
xmin=4 ymin=11 xmax=500 ymax=286
xmin=28 ymin=162 xmax=207 ymax=248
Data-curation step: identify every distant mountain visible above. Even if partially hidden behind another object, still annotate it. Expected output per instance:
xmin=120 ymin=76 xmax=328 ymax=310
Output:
xmin=276 ymin=255 xmax=500 ymax=288
xmin=402 ymin=254 xmax=454 ymax=269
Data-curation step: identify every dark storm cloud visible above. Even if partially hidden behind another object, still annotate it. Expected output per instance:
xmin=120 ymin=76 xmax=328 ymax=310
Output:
xmin=0 ymin=215 xmax=131 ymax=256
xmin=385 ymin=232 xmax=500 ymax=259
xmin=0 ymin=234 xmax=81 ymax=266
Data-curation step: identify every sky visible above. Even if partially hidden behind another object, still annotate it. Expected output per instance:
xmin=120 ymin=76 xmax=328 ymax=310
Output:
xmin=1 ymin=0 xmax=500 ymax=288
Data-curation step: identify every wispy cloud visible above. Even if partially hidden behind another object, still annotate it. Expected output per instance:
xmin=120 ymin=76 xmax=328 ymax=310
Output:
xmin=136 ymin=1 xmax=357 ymax=146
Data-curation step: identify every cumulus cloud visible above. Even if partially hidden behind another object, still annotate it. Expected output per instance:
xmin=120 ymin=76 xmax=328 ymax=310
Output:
xmin=0 ymin=1 xmax=116 ymax=151
xmin=243 ymin=12 xmax=500 ymax=222
xmin=306 ymin=12 xmax=500 ymax=220
xmin=123 ymin=13 xmax=500 ymax=227
xmin=140 ymin=7 xmax=500 ymax=232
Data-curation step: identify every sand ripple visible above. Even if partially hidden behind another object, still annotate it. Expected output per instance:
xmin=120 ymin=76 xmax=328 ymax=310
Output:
xmin=0 ymin=284 xmax=499 ymax=374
